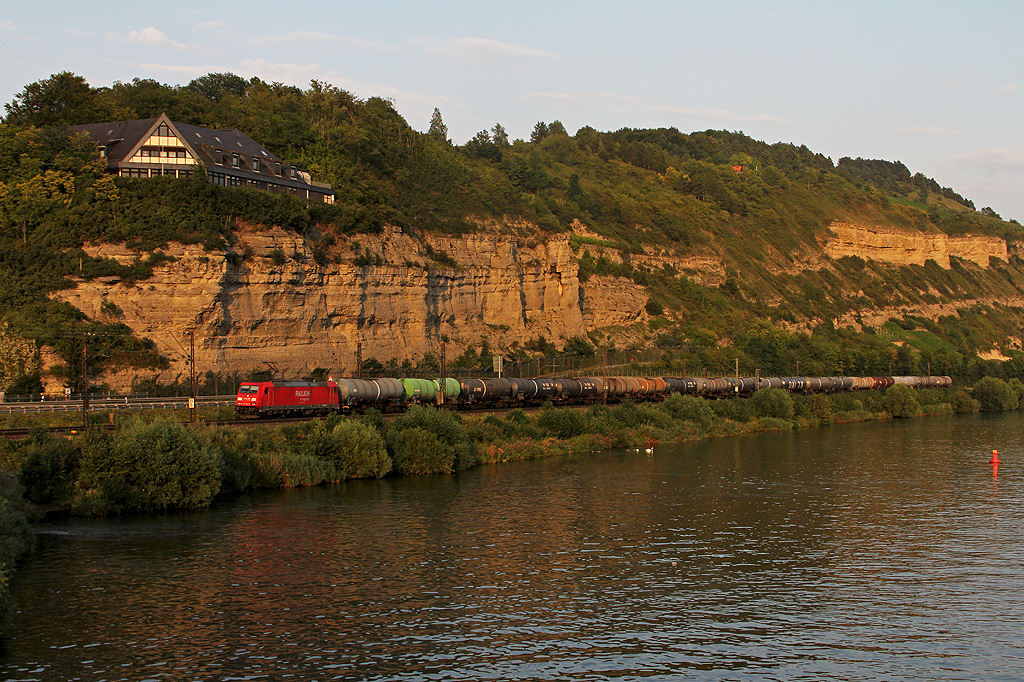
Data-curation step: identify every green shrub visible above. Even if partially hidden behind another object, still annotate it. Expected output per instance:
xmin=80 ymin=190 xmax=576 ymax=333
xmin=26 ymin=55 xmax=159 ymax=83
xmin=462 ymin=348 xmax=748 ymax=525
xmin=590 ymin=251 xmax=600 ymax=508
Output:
xmin=886 ymin=384 xmax=921 ymax=418
xmin=752 ymin=417 xmax=795 ymax=431
xmin=798 ymin=394 xmax=834 ymax=426
xmin=537 ymin=406 xmax=588 ymax=439
xmin=1009 ymin=378 xmax=1024 ymax=406
xmin=949 ymin=390 xmax=980 ymax=414
xmin=659 ymin=394 xmax=715 ymax=431
xmin=258 ymin=451 xmax=333 ymax=487
xmin=301 ymin=419 xmax=390 ymax=480
xmin=611 ymin=401 xmax=673 ymax=429
xmin=79 ymin=417 xmax=222 ymax=513
xmin=973 ymin=377 xmax=1018 ymax=412
xmin=750 ymin=388 xmax=794 ymax=420
xmin=0 ymin=470 xmax=34 ymax=620
xmin=389 ymin=427 xmax=454 ymax=475
xmin=17 ymin=433 xmax=81 ymax=505
xmin=711 ymin=398 xmax=753 ymax=423
xmin=390 ymin=405 xmax=477 ymax=470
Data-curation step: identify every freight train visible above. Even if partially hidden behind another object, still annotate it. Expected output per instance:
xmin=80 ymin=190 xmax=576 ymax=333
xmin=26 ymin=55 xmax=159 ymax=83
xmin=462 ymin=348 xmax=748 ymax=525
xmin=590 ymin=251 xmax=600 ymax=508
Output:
xmin=235 ymin=374 xmax=952 ymax=417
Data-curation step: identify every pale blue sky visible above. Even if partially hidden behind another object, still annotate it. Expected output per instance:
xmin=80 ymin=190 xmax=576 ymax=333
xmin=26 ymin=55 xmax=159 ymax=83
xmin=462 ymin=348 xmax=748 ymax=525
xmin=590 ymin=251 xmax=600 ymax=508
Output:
xmin=2 ymin=1 xmax=1022 ymax=221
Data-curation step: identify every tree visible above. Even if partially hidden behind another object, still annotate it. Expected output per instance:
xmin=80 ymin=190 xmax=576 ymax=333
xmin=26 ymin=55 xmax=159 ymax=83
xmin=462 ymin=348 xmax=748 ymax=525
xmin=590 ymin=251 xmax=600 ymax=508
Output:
xmin=530 ymin=121 xmax=549 ymax=143
xmin=973 ymin=377 xmax=1018 ymax=412
xmin=567 ymin=172 xmax=583 ymax=199
xmin=0 ymin=170 xmax=76 ymax=247
xmin=428 ymin=108 xmax=448 ymax=143
xmin=186 ymin=72 xmax=249 ymax=103
xmin=464 ymin=129 xmax=501 ymax=162
xmin=564 ymin=335 xmax=595 ymax=356
xmin=4 ymin=72 xmax=99 ymax=126
xmin=885 ymin=384 xmax=921 ymax=418
xmin=547 ymin=120 xmax=568 ymax=137
xmin=491 ymin=123 xmax=509 ymax=146
xmin=751 ymin=387 xmax=794 ymax=420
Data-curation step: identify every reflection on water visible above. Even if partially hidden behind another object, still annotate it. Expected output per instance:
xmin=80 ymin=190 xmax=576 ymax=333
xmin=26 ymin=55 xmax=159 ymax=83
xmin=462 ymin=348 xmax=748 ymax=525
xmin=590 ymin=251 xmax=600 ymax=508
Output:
xmin=3 ymin=412 xmax=1024 ymax=680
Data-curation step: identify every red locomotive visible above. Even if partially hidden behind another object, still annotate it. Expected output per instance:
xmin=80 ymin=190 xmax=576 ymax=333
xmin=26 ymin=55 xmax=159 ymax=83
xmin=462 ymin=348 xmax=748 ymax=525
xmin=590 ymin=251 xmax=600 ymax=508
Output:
xmin=235 ymin=380 xmax=339 ymax=416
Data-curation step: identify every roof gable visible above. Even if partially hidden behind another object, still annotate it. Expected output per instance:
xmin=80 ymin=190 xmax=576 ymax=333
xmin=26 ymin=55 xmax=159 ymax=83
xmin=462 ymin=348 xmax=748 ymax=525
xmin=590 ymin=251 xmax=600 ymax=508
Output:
xmin=118 ymin=113 xmax=202 ymax=165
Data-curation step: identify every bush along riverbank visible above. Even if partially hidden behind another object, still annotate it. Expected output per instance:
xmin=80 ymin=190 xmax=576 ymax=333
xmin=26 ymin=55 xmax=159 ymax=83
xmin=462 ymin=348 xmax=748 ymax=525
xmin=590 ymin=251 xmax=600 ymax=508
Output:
xmin=0 ymin=378 xmax=1021 ymax=615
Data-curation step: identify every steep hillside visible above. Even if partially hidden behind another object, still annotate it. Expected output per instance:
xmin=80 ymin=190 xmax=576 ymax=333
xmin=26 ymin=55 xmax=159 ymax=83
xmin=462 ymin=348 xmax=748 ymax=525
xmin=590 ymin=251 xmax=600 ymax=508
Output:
xmin=3 ymin=72 xmax=1024 ymax=392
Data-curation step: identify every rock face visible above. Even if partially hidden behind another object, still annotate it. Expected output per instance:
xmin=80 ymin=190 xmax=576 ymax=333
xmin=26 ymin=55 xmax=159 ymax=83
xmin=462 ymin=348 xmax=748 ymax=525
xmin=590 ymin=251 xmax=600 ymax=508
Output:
xmin=824 ymin=221 xmax=1007 ymax=268
xmin=53 ymin=226 xmax=649 ymax=386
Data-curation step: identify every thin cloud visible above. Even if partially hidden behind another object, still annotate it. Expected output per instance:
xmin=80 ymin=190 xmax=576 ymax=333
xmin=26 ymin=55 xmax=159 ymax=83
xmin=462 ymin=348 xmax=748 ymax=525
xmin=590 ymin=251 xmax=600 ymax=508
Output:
xmin=528 ymin=91 xmax=640 ymax=110
xmin=0 ymin=20 xmax=15 ymax=31
xmin=528 ymin=91 xmax=790 ymax=126
xmin=138 ymin=63 xmax=229 ymax=81
xmin=416 ymin=37 xmax=558 ymax=67
xmin=897 ymin=125 xmax=966 ymax=137
xmin=237 ymin=58 xmax=337 ymax=85
xmin=652 ymin=104 xmax=791 ymax=126
xmin=193 ymin=21 xmax=226 ymax=35
xmin=248 ymin=31 xmax=388 ymax=51
xmin=235 ymin=59 xmax=444 ymax=107
xmin=999 ymin=83 xmax=1020 ymax=94
xmin=105 ymin=26 xmax=188 ymax=50
xmin=949 ymin=147 xmax=1024 ymax=174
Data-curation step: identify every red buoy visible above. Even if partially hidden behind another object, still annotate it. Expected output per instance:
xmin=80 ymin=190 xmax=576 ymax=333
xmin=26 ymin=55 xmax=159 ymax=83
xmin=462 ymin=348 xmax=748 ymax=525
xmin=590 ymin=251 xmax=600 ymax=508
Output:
xmin=991 ymin=449 xmax=1001 ymax=464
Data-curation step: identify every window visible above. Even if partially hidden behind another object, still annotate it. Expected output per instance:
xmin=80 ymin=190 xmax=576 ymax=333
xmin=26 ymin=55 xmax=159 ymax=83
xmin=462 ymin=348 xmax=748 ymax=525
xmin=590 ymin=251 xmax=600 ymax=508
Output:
xmin=275 ymin=163 xmax=282 ymax=176
xmin=156 ymin=123 xmax=171 ymax=137
xmin=252 ymin=157 xmax=259 ymax=172
xmin=232 ymin=153 xmax=239 ymax=168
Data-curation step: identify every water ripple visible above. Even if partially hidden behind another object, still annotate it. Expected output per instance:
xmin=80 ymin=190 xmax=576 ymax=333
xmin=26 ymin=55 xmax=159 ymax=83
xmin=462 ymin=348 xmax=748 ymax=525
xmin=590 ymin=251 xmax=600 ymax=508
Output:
xmin=3 ymin=414 xmax=1024 ymax=680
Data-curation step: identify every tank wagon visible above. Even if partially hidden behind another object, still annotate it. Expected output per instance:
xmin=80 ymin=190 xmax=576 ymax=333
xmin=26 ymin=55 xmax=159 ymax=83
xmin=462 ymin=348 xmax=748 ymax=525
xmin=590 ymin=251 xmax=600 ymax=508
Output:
xmin=236 ymin=374 xmax=952 ymax=417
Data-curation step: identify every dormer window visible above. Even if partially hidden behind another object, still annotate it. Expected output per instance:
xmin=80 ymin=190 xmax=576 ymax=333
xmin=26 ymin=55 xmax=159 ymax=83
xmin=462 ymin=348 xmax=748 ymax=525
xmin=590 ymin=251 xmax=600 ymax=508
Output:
xmin=251 ymin=157 xmax=259 ymax=172
xmin=275 ymin=163 xmax=282 ymax=176
xmin=232 ymin=153 xmax=239 ymax=168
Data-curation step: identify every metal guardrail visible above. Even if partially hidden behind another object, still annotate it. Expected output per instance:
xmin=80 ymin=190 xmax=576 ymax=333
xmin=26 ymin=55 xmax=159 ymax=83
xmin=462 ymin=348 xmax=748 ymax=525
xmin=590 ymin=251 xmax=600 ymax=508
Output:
xmin=0 ymin=395 xmax=236 ymax=415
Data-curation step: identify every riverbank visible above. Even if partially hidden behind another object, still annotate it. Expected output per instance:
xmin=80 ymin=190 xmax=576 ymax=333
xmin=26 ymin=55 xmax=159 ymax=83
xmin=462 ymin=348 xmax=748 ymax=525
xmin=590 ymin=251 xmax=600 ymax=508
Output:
xmin=0 ymin=378 xmax=1021 ymax=619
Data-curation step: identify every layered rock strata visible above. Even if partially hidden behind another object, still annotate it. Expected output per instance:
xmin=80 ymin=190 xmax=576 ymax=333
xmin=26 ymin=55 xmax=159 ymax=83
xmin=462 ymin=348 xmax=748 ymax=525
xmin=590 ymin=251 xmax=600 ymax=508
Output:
xmin=54 ymin=226 xmax=649 ymax=386
xmin=825 ymin=221 xmax=1007 ymax=268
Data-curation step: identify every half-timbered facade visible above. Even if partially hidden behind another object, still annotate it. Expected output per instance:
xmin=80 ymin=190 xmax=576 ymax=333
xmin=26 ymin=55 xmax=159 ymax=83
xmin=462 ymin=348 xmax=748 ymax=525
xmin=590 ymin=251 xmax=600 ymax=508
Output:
xmin=71 ymin=113 xmax=334 ymax=203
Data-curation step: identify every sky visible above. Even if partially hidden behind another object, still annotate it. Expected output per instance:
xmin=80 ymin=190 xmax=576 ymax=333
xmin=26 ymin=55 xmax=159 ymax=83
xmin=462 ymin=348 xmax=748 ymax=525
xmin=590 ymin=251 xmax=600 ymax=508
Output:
xmin=2 ymin=0 xmax=1022 ymax=221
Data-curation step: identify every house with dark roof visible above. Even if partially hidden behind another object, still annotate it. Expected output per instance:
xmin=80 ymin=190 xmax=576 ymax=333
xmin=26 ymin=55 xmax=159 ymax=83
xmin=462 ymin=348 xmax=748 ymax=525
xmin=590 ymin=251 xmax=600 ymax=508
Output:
xmin=70 ymin=113 xmax=334 ymax=203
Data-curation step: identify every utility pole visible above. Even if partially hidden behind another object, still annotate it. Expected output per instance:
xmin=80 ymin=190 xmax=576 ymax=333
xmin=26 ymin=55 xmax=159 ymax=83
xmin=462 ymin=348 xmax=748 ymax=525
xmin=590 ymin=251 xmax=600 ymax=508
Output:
xmin=438 ymin=341 xmax=446 ymax=407
xmin=81 ymin=335 xmax=89 ymax=430
xmin=185 ymin=330 xmax=196 ymax=424
xmin=356 ymin=341 xmax=363 ymax=379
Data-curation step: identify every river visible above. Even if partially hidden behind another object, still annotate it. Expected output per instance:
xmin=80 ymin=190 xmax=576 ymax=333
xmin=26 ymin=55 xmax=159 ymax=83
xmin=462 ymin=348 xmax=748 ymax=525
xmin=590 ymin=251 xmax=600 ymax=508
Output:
xmin=2 ymin=412 xmax=1023 ymax=681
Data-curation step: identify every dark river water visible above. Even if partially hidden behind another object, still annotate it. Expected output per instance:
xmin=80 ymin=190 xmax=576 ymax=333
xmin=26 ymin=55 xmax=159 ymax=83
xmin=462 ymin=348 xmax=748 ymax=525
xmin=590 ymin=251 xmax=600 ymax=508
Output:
xmin=3 ymin=412 xmax=1023 ymax=681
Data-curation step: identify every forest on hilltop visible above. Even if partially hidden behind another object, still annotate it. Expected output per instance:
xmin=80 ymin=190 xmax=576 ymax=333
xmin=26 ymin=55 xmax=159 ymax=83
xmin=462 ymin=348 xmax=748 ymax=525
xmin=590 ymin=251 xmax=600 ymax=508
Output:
xmin=2 ymin=71 xmax=1024 ymax=392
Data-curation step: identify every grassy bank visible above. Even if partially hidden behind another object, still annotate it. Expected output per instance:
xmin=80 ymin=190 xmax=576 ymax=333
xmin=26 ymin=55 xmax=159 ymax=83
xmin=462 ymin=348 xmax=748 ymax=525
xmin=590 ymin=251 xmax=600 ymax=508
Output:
xmin=0 ymin=378 xmax=1022 ymax=618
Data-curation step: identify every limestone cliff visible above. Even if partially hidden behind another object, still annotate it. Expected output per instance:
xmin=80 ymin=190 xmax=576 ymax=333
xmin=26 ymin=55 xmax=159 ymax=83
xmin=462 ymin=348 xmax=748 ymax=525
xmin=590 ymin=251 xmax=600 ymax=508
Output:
xmin=824 ymin=221 xmax=1007 ymax=268
xmin=53 ymin=226 xmax=649 ymax=386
